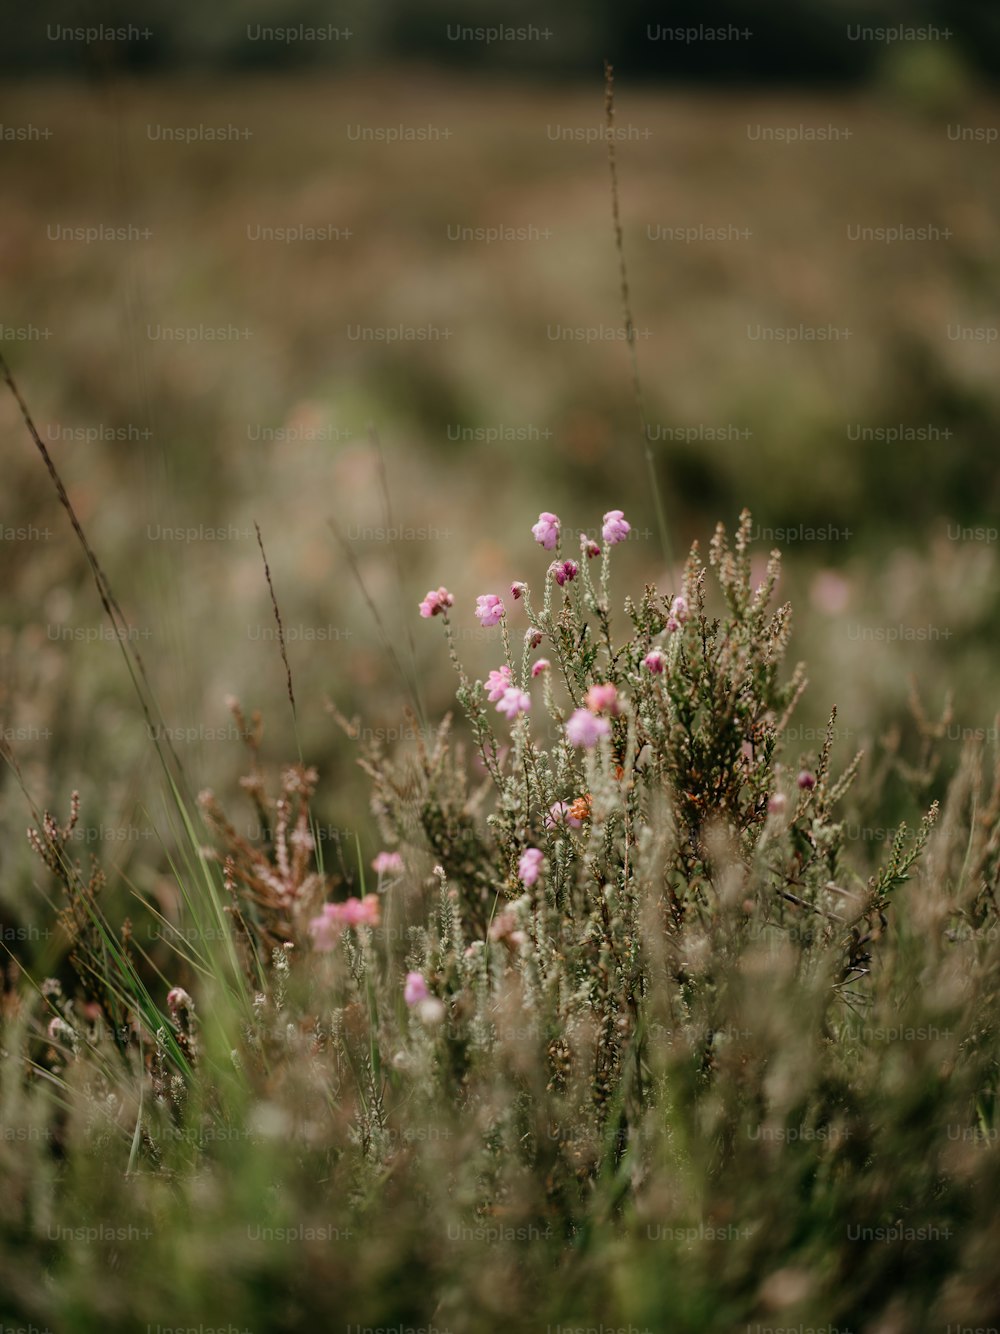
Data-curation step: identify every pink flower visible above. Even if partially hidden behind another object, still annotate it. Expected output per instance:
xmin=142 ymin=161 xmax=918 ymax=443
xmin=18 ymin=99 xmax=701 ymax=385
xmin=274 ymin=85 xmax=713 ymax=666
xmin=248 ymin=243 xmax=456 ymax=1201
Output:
xmin=510 ymin=581 xmax=527 ymax=600
xmin=768 ymin=792 xmax=787 ymax=814
xmin=643 ymin=649 xmax=666 ymax=674
xmin=339 ymin=894 xmax=381 ymax=927
xmin=496 ymin=687 xmax=531 ymax=721
xmin=546 ymin=800 xmax=583 ymax=830
xmin=531 ymin=658 xmax=550 ymax=677
xmin=797 ymin=770 xmax=816 ymax=791
xmin=308 ymin=894 xmax=381 ymax=950
xmin=475 ymin=594 xmax=504 ymax=627
xmin=602 ymin=510 xmax=630 ymax=545
xmin=372 ymin=851 xmax=404 ymax=875
xmin=518 ymin=847 xmax=544 ymax=886
xmin=404 ymin=971 xmax=429 ymax=1005
xmin=308 ymin=907 xmax=342 ymax=952
xmin=549 ymin=559 xmax=578 ymax=587
xmin=419 ymin=586 xmax=454 ymax=619
xmin=585 ymin=683 xmax=619 ymax=714
xmin=667 ymin=594 xmax=689 ymax=632
xmin=526 ymin=629 xmax=543 ymax=650
xmin=566 ymin=708 xmax=611 ymax=748
xmin=580 ymin=534 xmax=601 ymax=559
xmin=166 ymin=987 xmax=193 ymax=1011
xmin=531 ymin=511 xmax=560 ymax=550
xmin=486 ymin=666 xmax=513 ymax=702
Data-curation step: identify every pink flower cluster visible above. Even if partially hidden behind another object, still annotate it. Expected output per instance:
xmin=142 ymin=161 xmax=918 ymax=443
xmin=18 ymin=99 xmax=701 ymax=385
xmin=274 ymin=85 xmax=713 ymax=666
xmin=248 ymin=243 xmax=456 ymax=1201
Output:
xmin=518 ymin=847 xmax=544 ymax=886
xmin=532 ymin=511 xmax=560 ymax=549
xmin=372 ymin=851 xmax=404 ymax=875
xmin=308 ymin=894 xmax=380 ymax=951
xmin=497 ymin=687 xmax=531 ymax=721
xmin=566 ymin=709 xmax=611 ymax=748
xmin=419 ymin=586 xmax=453 ymax=619
xmin=549 ymin=559 xmax=579 ymax=587
xmin=420 ymin=511 xmax=632 ymax=638
xmin=486 ymin=665 xmax=530 ymax=721
xmin=404 ymin=971 xmax=429 ymax=1005
xmin=563 ymin=683 xmax=621 ymax=748
xmin=602 ymin=510 xmax=631 ymax=545
xmin=486 ymin=666 xmax=512 ymax=702
xmin=643 ymin=648 xmax=666 ymax=674
xmin=585 ymin=683 xmax=619 ymax=714
xmin=667 ymin=595 xmax=689 ymax=633
xmin=475 ymin=594 xmax=504 ymax=627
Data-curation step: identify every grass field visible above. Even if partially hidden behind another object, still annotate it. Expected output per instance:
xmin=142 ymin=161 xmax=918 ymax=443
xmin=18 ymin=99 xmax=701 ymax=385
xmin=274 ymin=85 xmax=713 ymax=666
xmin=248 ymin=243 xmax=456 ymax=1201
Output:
xmin=2 ymin=69 xmax=1000 ymax=1332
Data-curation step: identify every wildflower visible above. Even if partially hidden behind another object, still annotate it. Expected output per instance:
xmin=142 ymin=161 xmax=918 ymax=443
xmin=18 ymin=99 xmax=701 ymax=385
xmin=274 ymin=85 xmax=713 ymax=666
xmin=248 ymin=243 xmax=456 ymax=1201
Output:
xmin=580 ymin=534 xmax=601 ymax=559
xmin=372 ymin=850 xmax=404 ymax=875
xmin=667 ymin=594 xmax=689 ymax=632
xmin=47 ymin=1016 xmax=73 ymax=1042
xmin=643 ymin=649 xmax=666 ymax=674
xmin=404 ymin=971 xmax=429 ymax=1006
xmin=585 ymin=683 xmax=619 ymax=714
xmin=602 ymin=509 xmax=630 ymax=545
xmin=166 ymin=987 xmax=193 ymax=1012
xmin=549 ymin=559 xmax=578 ymax=587
xmin=486 ymin=665 xmax=513 ymax=702
xmin=531 ymin=658 xmax=550 ymax=677
xmin=531 ymin=511 xmax=560 ymax=550
xmin=496 ymin=687 xmax=531 ymax=721
xmin=308 ymin=894 xmax=381 ymax=950
xmin=546 ymin=800 xmax=583 ymax=830
xmin=337 ymin=894 xmax=381 ymax=927
xmin=797 ymin=770 xmax=816 ymax=790
xmin=768 ymin=792 xmax=788 ymax=814
xmin=475 ymin=594 xmax=504 ymax=627
xmin=419 ymin=586 xmax=454 ymax=619
xmin=566 ymin=708 xmax=611 ymax=748
xmin=307 ymin=913 xmax=340 ymax=951
xmin=526 ymin=628 xmax=543 ymax=650
xmin=518 ymin=847 xmax=544 ymax=886
xmin=511 ymin=581 xmax=527 ymax=600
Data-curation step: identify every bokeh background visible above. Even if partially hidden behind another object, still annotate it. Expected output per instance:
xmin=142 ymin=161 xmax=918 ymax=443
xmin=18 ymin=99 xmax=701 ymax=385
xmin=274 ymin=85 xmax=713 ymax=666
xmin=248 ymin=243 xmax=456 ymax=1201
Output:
xmin=2 ymin=1 xmax=999 ymax=952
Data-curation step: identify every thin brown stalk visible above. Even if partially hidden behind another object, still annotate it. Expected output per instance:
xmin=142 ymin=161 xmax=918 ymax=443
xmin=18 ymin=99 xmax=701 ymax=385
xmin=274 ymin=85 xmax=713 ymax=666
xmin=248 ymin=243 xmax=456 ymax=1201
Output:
xmin=603 ymin=61 xmax=674 ymax=573
xmin=253 ymin=521 xmax=297 ymax=721
xmin=0 ymin=350 xmax=186 ymax=789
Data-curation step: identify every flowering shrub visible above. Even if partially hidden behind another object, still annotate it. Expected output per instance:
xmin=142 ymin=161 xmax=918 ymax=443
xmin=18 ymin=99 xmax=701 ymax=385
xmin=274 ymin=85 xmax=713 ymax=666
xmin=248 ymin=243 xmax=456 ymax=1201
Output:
xmin=406 ymin=508 xmax=887 ymax=1016
xmin=369 ymin=509 xmax=929 ymax=1228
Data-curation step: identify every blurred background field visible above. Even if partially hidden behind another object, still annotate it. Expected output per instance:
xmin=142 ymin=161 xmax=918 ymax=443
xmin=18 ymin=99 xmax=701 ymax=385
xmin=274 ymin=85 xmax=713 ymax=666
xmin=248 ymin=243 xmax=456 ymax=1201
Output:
xmin=1 ymin=56 xmax=999 ymax=955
